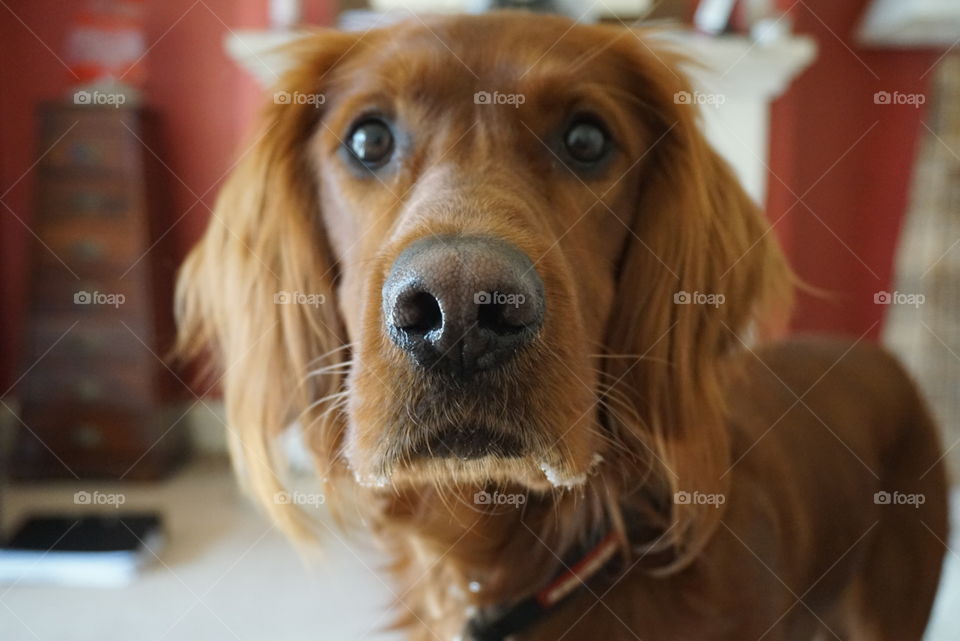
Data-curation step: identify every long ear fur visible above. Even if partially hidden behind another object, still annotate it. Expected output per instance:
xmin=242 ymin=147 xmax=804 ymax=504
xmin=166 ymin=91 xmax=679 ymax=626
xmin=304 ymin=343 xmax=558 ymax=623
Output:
xmin=176 ymin=31 xmax=358 ymax=536
xmin=603 ymin=36 xmax=793 ymax=570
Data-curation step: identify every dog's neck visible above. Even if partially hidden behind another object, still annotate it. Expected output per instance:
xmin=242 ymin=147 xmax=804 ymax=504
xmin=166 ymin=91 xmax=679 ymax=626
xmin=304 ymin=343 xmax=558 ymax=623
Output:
xmin=371 ymin=477 xmax=669 ymax=639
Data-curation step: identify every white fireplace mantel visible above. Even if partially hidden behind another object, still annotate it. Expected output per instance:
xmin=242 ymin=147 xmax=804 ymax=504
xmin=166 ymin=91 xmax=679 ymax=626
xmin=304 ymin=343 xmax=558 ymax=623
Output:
xmin=225 ymin=27 xmax=816 ymax=204
xmin=655 ymin=30 xmax=817 ymax=203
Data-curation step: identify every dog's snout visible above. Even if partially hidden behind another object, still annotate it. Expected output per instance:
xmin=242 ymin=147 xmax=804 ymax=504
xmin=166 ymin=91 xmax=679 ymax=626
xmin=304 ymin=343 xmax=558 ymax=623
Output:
xmin=382 ymin=235 xmax=545 ymax=377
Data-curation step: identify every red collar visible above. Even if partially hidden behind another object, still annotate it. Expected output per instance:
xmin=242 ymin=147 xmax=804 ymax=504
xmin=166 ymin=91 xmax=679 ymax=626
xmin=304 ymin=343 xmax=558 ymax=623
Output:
xmin=464 ymin=531 xmax=623 ymax=641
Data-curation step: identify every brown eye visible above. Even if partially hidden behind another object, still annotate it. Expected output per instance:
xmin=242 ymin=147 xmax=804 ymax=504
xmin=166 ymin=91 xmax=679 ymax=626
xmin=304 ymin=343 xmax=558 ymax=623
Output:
xmin=349 ymin=118 xmax=394 ymax=166
xmin=564 ymin=120 xmax=608 ymax=164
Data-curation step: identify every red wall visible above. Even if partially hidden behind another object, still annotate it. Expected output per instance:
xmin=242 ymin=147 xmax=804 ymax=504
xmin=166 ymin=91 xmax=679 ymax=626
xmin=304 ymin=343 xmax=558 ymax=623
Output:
xmin=769 ymin=0 xmax=940 ymax=340
xmin=0 ymin=0 xmax=334 ymax=390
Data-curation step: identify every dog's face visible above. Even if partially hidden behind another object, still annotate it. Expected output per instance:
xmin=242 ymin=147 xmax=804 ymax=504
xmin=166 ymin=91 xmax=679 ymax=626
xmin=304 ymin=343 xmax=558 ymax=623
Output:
xmin=178 ymin=12 xmax=788 ymax=532
xmin=313 ymin=15 xmax=658 ymax=489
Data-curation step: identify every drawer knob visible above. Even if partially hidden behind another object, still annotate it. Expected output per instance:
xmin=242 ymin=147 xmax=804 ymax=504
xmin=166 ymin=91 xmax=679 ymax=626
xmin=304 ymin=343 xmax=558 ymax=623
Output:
xmin=76 ymin=379 xmax=104 ymax=401
xmin=72 ymin=423 xmax=104 ymax=449
xmin=71 ymin=239 xmax=106 ymax=261
xmin=68 ymin=142 xmax=102 ymax=165
xmin=67 ymin=334 xmax=105 ymax=355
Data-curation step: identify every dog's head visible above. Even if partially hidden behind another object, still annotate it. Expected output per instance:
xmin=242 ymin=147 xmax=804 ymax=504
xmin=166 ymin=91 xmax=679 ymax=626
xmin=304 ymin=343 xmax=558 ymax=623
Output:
xmin=178 ymin=12 xmax=789 ymax=552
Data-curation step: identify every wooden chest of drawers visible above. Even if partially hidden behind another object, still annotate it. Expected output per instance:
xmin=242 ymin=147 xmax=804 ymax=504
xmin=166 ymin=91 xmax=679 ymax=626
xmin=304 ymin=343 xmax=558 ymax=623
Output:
xmin=12 ymin=102 xmax=187 ymax=480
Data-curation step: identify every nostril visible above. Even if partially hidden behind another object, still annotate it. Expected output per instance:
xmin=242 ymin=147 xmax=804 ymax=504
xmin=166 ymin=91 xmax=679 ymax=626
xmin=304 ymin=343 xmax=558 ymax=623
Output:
xmin=394 ymin=290 xmax=442 ymax=334
xmin=477 ymin=291 xmax=541 ymax=336
xmin=477 ymin=302 xmax=526 ymax=335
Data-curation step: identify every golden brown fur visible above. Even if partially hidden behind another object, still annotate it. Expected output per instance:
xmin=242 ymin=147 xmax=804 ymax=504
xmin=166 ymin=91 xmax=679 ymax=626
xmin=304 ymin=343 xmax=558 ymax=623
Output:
xmin=177 ymin=12 xmax=948 ymax=641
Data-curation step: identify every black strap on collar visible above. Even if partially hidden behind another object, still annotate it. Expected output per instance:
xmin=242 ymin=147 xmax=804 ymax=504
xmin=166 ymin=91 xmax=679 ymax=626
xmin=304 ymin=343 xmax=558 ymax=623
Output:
xmin=464 ymin=531 xmax=622 ymax=641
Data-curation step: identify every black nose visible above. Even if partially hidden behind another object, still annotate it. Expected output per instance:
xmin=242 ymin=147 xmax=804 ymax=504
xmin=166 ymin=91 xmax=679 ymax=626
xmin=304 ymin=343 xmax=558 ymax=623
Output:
xmin=382 ymin=235 xmax=545 ymax=377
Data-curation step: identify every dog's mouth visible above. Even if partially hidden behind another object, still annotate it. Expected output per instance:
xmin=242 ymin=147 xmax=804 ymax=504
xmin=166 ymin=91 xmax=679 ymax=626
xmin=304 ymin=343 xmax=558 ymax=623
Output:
xmin=349 ymin=405 xmax=600 ymax=490
xmin=410 ymin=424 xmax=525 ymax=461
xmin=347 ymin=331 xmax=601 ymax=489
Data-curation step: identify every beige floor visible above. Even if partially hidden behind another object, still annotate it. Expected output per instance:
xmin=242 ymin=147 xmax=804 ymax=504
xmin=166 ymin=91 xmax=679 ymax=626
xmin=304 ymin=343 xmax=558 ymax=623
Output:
xmin=0 ymin=458 xmax=957 ymax=641
xmin=0 ymin=458 xmax=401 ymax=641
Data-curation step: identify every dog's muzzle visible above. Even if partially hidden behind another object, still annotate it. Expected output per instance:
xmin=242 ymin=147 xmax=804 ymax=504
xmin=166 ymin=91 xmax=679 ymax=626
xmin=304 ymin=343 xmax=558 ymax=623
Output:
xmin=381 ymin=235 xmax=545 ymax=379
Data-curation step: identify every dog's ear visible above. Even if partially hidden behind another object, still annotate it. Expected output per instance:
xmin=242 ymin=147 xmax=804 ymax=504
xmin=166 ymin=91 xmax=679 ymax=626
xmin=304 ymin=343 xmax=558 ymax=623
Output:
xmin=176 ymin=31 xmax=358 ymax=535
xmin=601 ymin=34 xmax=793 ymax=569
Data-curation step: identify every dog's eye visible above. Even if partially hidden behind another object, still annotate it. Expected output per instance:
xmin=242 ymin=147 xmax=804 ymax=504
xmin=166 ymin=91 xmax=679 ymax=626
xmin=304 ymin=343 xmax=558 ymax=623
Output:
xmin=348 ymin=119 xmax=394 ymax=166
xmin=564 ymin=121 xmax=608 ymax=164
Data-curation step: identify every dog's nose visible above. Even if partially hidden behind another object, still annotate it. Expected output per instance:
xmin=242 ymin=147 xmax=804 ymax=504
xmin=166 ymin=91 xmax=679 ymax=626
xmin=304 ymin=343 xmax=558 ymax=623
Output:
xmin=382 ymin=235 xmax=545 ymax=377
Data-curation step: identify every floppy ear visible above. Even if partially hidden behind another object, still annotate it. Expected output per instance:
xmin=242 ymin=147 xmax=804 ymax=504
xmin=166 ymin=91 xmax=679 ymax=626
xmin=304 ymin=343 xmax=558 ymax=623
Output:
xmin=176 ymin=31 xmax=358 ymax=535
xmin=602 ymin=36 xmax=793 ymax=569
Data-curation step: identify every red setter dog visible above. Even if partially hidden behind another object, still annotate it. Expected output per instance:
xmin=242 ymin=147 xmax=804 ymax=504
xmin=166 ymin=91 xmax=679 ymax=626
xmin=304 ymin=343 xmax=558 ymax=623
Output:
xmin=177 ymin=12 xmax=949 ymax=641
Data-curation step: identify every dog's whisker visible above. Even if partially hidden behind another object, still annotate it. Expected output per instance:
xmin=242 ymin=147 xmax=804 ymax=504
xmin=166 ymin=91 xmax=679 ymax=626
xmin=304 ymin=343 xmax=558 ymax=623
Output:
xmin=304 ymin=343 xmax=354 ymax=368
xmin=588 ymin=353 xmax=672 ymax=366
xmin=303 ymin=360 xmax=354 ymax=378
xmin=300 ymin=389 xmax=350 ymax=415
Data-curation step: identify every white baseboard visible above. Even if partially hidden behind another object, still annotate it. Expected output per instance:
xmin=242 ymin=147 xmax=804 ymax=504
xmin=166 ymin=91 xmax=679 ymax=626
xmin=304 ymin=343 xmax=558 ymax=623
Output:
xmin=180 ymin=400 xmax=229 ymax=454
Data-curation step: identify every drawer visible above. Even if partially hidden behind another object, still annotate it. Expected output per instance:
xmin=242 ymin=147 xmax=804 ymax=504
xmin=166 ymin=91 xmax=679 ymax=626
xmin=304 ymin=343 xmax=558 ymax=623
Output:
xmin=27 ymin=316 xmax=156 ymax=362
xmin=36 ymin=174 xmax=139 ymax=220
xmin=37 ymin=217 xmax=146 ymax=276
xmin=19 ymin=403 xmax=156 ymax=451
xmin=40 ymin=108 xmax=142 ymax=173
xmin=13 ymin=402 xmax=184 ymax=480
xmin=41 ymin=105 xmax=142 ymax=139
xmin=41 ymin=131 xmax=138 ymax=174
xmin=29 ymin=267 xmax=153 ymax=318
xmin=19 ymin=357 xmax=157 ymax=405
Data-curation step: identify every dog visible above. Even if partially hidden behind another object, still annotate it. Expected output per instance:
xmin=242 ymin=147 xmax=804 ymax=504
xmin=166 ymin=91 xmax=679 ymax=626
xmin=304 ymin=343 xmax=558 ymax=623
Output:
xmin=176 ymin=12 xmax=949 ymax=641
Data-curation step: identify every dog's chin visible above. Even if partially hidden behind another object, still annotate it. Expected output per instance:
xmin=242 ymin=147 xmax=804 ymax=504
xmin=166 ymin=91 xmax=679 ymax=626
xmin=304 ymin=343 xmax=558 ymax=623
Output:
xmin=380 ymin=457 xmax=554 ymax=489
xmin=416 ymin=423 xmax=530 ymax=460
xmin=348 ymin=425 xmax=603 ymax=491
